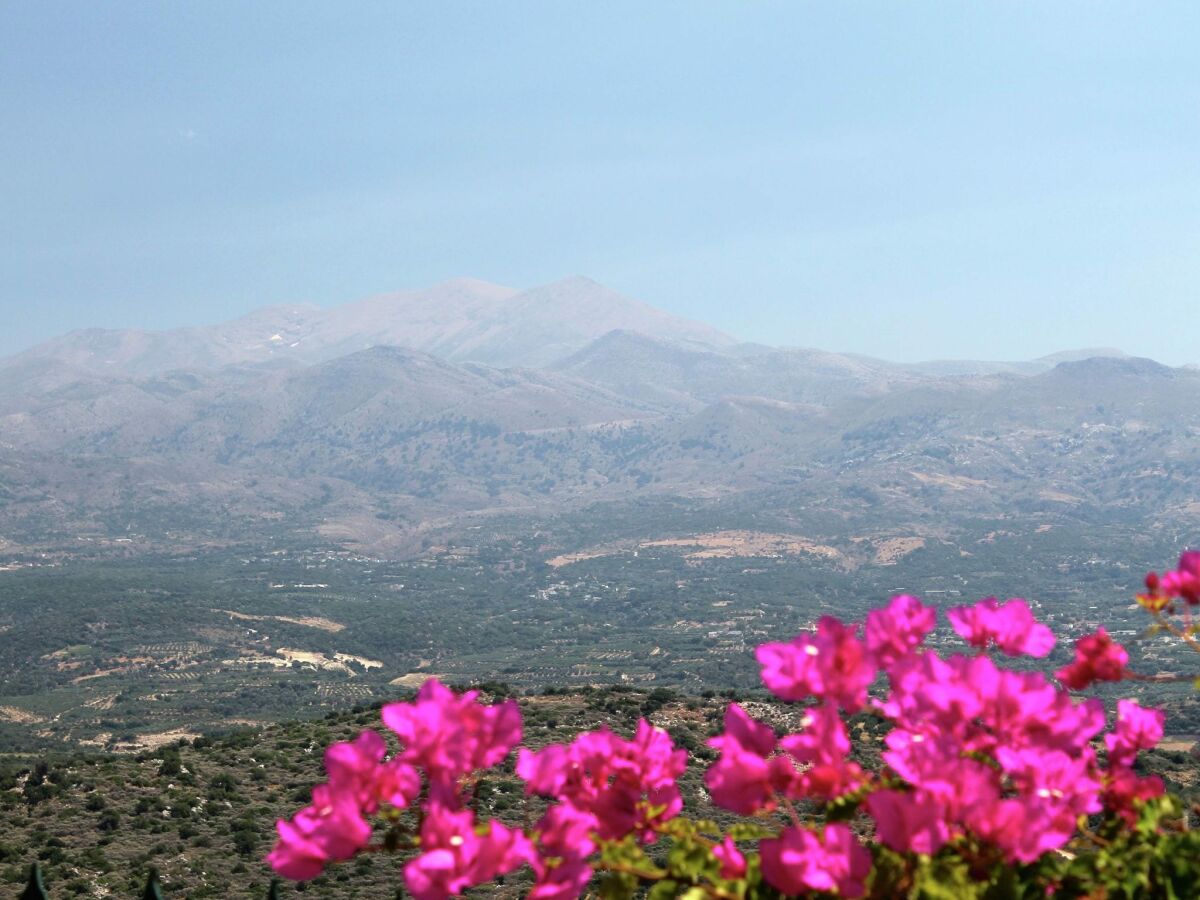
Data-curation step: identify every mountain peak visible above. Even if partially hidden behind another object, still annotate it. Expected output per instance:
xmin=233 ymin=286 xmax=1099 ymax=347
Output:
xmin=425 ymin=276 xmax=518 ymax=300
xmin=492 ymin=277 xmax=737 ymax=354
xmin=548 ymin=274 xmax=604 ymax=290
xmin=1050 ymin=356 xmax=1174 ymax=379
xmin=1035 ymin=347 xmax=1129 ymax=365
xmin=4 ymin=276 xmax=736 ymax=375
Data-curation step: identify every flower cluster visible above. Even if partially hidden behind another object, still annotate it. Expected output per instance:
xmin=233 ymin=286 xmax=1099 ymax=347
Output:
xmin=266 ymin=556 xmax=1193 ymax=898
xmin=266 ymin=729 xmax=419 ymax=880
xmin=1056 ymin=627 xmax=1130 ymax=690
xmin=268 ymin=679 xmax=530 ymax=898
xmin=1143 ymin=550 xmax=1200 ymax=607
xmin=706 ymin=592 xmax=1166 ymax=892
xmin=518 ymin=720 xmax=687 ymax=897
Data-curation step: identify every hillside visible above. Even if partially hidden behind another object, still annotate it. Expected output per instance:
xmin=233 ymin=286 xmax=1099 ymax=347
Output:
xmin=0 ymin=688 xmax=750 ymax=898
xmin=4 ymin=277 xmax=734 ymax=378
xmin=4 ymin=684 xmax=1198 ymax=898
xmin=1 ymin=279 xmax=1198 ymax=756
xmin=0 ymin=344 xmax=1196 ymax=559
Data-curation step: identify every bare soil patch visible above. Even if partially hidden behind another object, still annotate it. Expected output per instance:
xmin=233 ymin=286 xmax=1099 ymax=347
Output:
xmin=215 ymin=609 xmax=345 ymax=632
xmin=547 ymin=531 xmax=841 ymax=567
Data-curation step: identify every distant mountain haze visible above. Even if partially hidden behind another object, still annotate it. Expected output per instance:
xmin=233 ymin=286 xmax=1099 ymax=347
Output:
xmin=2 ymin=276 xmax=1133 ymax=379
xmin=4 ymin=276 xmax=735 ymax=377
xmin=0 ymin=276 xmax=1195 ymax=558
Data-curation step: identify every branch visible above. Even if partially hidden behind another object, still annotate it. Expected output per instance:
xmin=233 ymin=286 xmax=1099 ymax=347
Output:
xmin=1151 ymin=610 xmax=1200 ymax=655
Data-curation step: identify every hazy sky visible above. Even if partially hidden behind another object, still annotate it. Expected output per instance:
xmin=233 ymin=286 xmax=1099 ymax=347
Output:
xmin=2 ymin=2 xmax=1197 ymax=364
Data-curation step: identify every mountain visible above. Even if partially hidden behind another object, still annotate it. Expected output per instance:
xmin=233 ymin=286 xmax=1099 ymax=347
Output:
xmin=1 ymin=278 xmax=1196 ymax=559
xmin=433 ymin=276 xmax=735 ymax=366
xmin=3 ymin=276 xmax=735 ymax=378
xmin=2 ymin=288 xmax=1200 ymax=774
xmin=553 ymin=330 xmax=924 ymax=410
xmin=0 ymin=343 xmax=662 ymax=456
xmin=0 ymin=346 xmax=1196 ymax=557
xmin=2 ymin=303 xmax=325 ymax=377
xmin=896 ymin=347 xmax=1131 ymax=377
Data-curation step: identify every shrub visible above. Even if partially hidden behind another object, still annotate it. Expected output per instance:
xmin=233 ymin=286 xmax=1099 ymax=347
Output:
xmin=260 ymin=552 xmax=1200 ymax=898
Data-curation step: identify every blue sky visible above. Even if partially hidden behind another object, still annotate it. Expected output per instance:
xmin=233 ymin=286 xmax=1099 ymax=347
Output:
xmin=2 ymin=2 xmax=1197 ymax=364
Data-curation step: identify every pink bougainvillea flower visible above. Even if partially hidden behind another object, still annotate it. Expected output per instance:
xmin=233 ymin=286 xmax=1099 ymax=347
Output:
xmin=1056 ymin=627 xmax=1130 ymax=690
xmin=526 ymin=805 xmax=598 ymax=899
xmin=967 ymin=797 xmax=1036 ymax=862
xmin=403 ymin=804 xmax=532 ymax=900
xmin=271 ymin=558 xmax=1193 ymax=891
xmin=760 ymin=823 xmax=870 ymax=898
xmin=515 ymin=742 xmax=572 ymax=798
xmin=968 ymin=791 xmax=1084 ymax=863
xmin=878 ymin=651 xmax=984 ymax=740
xmin=780 ymin=703 xmax=849 ymax=762
xmin=865 ymin=788 xmax=950 ymax=855
xmin=527 ymin=858 xmax=594 ymax=900
xmin=323 ymin=730 xmax=386 ymax=795
xmin=997 ymin=746 xmax=1103 ymax=820
xmin=534 ymin=803 xmax=598 ymax=861
xmin=880 ymin=726 xmax=997 ymax=822
xmin=519 ymin=719 xmax=686 ymax=842
xmin=382 ymin=678 xmax=521 ymax=800
xmin=714 ymin=702 xmax=778 ymax=757
xmin=267 ymin=730 xmax=421 ymax=881
xmin=947 ymin=597 xmax=1055 ymax=658
xmin=1105 ymin=699 xmax=1165 ymax=767
xmin=266 ymin=784 xmax=373 ymax=881
xmin=705 ymin=703 xmax=779 ymax=814
xmin=970 ymin=657 xmax=1105 ymax=755
xmin=756 ymin=616 xmax=876 ymax=710
xmin=377 ymin=757 xmax=422 ymax=809
xmin=1155 ymin=550 xmax=1200 ymax=604
xmin=712 ymin=835 xmax=747 ymax=880
xmin=321 ymin=730 xmax=420 ymax=812
xmin=778 ymin=703 xmax=864 ymax=800
xmin=1104 ymin=766 xmax=1165 ymax=825
xmin=873 ymin=640 xmax=1111 ymax=864
xmin=967 ymin=777 xmax=1100 ymax=864
xmin=865 ymin=594 xmax=937 ymax=670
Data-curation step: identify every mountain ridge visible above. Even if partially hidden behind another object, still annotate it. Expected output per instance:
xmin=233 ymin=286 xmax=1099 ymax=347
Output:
xmin=3 ymin=276 xmax=1145 ymax=380
xmin=1 ymin=277 xmax=1194 ymax=560
xmin=3 ymin=276 xmax=736 ymax=377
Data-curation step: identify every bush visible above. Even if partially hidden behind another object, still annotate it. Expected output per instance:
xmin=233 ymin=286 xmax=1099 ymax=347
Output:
xmin=261 ymin=552 xmax=1200 ymax=898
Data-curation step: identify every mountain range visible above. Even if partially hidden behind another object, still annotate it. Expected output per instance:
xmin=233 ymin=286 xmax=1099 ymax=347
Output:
xmin=1 ymin=276 xmax=1197 ymax=557
xmin=6 ymin=276 xmax=733 ymax=378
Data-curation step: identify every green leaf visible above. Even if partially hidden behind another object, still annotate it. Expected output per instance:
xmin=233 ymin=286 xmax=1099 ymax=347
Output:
xmin=913 ymin=855 xmax=986 ymax=900
xmin=866 ymin=845 xmax=910 ymax=898
xmin=824 ymin=784 xmax=869 ymax=823
xmin=599 ymin=836 xmax=661 ymax=874
xmin=692 ymin=818 xmax=722 ymax=837
xmin=598 ymin=871 xmax=639 ymax=899
xmin=728 ymin=822 xmax=776 ymax=841
xmin=667 ymin=837 xmax=715 ymax=879
xmin=982 ymin=863 xmax=1021 ymax=900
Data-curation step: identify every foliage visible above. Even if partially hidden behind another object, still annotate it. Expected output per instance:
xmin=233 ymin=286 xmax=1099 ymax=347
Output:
xmin=261 ymin=552 xmax=1200 ymax=898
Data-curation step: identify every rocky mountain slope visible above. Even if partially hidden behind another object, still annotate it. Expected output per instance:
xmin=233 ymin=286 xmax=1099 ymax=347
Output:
xmin=0 ymin=279 xmax=1196 ymax=558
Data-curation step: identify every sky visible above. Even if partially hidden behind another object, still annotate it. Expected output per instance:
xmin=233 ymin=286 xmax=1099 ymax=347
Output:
xmin=1 ymin=2 xmax=1197 ymax=365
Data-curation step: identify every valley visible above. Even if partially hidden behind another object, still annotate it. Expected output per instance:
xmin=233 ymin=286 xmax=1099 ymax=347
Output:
xmin=0 ymin=277 xmax=1198 ymax=749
